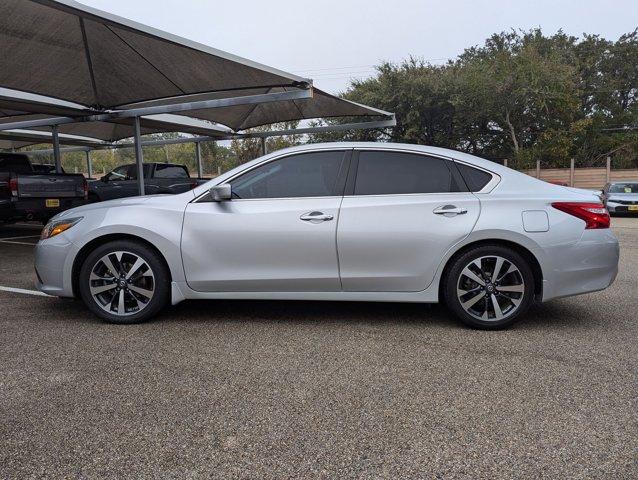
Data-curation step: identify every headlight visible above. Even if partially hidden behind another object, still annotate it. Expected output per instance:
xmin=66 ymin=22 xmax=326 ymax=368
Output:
xmin=40 ymin=217 xmax=83 ymax=240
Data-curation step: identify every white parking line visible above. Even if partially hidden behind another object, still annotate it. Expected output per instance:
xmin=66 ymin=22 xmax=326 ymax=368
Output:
xmin=0 ymin=240 xmax=38 ymax=246
xmin=0 ymin=235 xmax=41 ymax=240
xmin=0 ymin=286 xmax=50 ymax=297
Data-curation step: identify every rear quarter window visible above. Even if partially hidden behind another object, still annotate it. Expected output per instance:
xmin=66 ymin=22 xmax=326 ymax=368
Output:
xmin=456 ymin=163 xmax=493 ymax=192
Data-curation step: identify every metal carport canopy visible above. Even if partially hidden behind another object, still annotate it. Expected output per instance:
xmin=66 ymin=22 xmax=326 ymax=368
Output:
xmin=0 ymin=113 xmax=233 ymax=143
xmin=0 ymin=0 xmax=311 ymax=109
xmin=0 ymin=0 xmax=395 ymax=190
xmin=0 ymin=0 xmax=391 ymax=131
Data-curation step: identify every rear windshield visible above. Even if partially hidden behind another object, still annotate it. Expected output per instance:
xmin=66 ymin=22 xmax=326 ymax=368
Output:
xmin=154 ymin=164 xmax=189 ymax=178
xmin=609 ymin=183 xmax=638 ymax=194
xmin=0 ymin=154 xmax=32 ymax=174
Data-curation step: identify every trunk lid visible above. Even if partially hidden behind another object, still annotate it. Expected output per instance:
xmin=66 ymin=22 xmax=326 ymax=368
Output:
xmin=15 ymin=173 xmax=86 ymax=198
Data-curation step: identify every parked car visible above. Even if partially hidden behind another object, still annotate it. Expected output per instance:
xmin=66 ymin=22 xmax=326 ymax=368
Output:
xmin=35 ymin=143 xmax=619 ymax=329
xmin=0 ymin=153 xmax=87 ymax=223
xmin=601 ymin=181 xmax=638 ymax=215
xmin=88 ymin=162 xmax=199 ymax=202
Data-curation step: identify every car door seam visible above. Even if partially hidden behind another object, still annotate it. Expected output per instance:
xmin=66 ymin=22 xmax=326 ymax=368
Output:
xmin=335 ymin=194 xmax=345 ymax=291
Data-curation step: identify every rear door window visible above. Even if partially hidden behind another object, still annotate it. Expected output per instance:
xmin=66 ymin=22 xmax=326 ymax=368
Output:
xmin=353 ymin=151 xmax=462 ymax=195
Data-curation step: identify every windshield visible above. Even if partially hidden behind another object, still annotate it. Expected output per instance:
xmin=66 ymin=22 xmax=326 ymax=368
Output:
xmin=609 ymin=183 xmax=638 ymax=194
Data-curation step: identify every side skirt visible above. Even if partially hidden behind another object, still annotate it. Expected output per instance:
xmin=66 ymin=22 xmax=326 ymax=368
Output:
xmin=170 ymin=281 xmax=439 ymax=304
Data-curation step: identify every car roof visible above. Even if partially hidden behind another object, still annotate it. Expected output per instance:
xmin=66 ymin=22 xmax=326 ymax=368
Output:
xmin=272 ymin=142 xmax=513 ymax=175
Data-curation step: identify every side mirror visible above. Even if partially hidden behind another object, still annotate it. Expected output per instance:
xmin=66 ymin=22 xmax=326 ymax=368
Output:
xmin=210 ymin=183 xmax=232 ymax=202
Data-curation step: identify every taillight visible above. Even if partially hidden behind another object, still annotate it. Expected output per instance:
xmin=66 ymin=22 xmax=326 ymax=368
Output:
xmin=190 ymin=180 xmax=198 ymax=190
xmin=552 ymin=202 xmax=610 ymax=229
xmin=9 ymin=177 xmax=18 ymax=196
xmin=83 ymin=179 xmax=88 ymax=200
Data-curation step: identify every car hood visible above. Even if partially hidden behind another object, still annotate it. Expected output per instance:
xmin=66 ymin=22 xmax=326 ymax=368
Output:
xmin=49 ymin=195 xmax=177 ymax=222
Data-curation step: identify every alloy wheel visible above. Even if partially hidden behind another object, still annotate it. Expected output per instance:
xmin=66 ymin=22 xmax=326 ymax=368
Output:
xmin=88 ymin=251 xmax=155 ymax=316
xmin=456 ymin=255 xmax=525 ymax=322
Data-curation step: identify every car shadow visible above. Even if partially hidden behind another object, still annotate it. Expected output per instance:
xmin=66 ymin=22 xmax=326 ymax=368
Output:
xmin=159 ymin=297 xmax=599 ymax=332
xmin=164 ymin=299 xmax=459 ymax=329
xmin=49 ymin=295 xmax=600 ymax=332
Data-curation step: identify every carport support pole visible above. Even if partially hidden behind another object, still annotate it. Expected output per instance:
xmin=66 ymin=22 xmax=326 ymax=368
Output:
xmin=52 ymin=125 xmax=61 ymax=173
xmin=606 ymin=156 xmax=611 ymax=183
xmin=195 ymin=141 xmax=203 ymax=179
xmin=569 ymin=158 xmax=575 ymax=187
xmin=260 ymin=137 xmax=267 ymax=156
xmin=535 ymin=160 xmax=540 ymax=179
xmin=133 ymin=116 xmax=145 ymax=196
xmin=85 ymin=150 xmax=93 ymax=179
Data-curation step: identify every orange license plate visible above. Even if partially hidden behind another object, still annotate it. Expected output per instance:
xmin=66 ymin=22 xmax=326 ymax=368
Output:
xmin=45 ymin=199 xmax=60 ymax=208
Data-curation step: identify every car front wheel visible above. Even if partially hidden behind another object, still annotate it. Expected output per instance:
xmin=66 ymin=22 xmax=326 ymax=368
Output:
xmin=78 ymin=240 xmax=169 ymax=324
xmin=443 ymin=245 xmax=535 ymax=329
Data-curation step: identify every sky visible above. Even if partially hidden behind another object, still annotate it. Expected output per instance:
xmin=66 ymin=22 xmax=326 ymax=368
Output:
xmin=80 ymin=0 xmax=638 ymax=94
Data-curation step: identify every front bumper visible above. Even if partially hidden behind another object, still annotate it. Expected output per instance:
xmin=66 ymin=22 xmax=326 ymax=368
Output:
xmin=607 ymin=202 xmax=638 ymax=214
xmin=541 ymin=228 xmax=619 ymax=301
xmin=34 ymin=235 xmax=79 ymax=298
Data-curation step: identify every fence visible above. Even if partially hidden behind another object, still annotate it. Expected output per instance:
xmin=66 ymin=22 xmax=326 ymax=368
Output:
xmin=508 ymin=158 xmax=638 ymax=190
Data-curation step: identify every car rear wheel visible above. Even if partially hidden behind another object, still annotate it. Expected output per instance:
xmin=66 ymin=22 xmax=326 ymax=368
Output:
xmin=78 ymin=240 xmax=169 ymax=324
xmin=443 ymin=245 xmax=535 ymax=329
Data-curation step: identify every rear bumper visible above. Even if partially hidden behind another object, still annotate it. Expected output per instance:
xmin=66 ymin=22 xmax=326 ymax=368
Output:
xmin=5 ymin=197 xmax=86 ymax=221
xmin=541 ymin=228 xmax=619 ymax=301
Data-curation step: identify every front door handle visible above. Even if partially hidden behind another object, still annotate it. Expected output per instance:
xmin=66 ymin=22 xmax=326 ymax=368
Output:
xmin=300 ymin=211 xmax=334 ymax=223
xmin=433 ymin=205 xmax=468 ymax=216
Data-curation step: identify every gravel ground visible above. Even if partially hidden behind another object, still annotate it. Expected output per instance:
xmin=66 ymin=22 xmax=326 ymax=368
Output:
xmin=0 ymin=219 xmax=636 ymax=479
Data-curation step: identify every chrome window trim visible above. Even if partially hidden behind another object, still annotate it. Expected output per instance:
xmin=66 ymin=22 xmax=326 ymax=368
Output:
xmin=211 ymin=195 xmax=344 ymax=203
xmin=342 ymin=191 xmax=477 ymax=199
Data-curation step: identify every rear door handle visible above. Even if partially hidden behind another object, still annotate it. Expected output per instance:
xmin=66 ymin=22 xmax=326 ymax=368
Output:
xmin=300 ymin=211 xmax=334 ymax=223
xmin=433 ymin=205 xmax=467 ymax=216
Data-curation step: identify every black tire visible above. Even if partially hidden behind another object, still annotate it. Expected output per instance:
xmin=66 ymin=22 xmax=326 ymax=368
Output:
xmin=78 ymin=240 xmax=170 ymax=324
xmin=442 ymin=245 xmax=535 ymax=330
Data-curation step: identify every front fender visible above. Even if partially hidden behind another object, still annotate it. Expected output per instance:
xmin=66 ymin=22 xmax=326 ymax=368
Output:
xmin=61 ymin=201 xmax=187 ymax=292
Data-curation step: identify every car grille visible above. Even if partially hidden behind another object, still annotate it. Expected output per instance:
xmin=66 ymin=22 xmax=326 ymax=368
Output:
xmin=613 ymin=199 xmax=638 ymax=205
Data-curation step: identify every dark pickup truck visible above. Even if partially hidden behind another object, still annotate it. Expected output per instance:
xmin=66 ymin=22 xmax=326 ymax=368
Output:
xmin=88 ymin=162 xmax=200 ymax=202
xmin=0 ymin=153 xmax=87 ymax=223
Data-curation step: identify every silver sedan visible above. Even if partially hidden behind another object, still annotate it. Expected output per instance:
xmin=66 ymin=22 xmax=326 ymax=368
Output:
xmin=34 ymin=143 xmax=619 ymax=329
